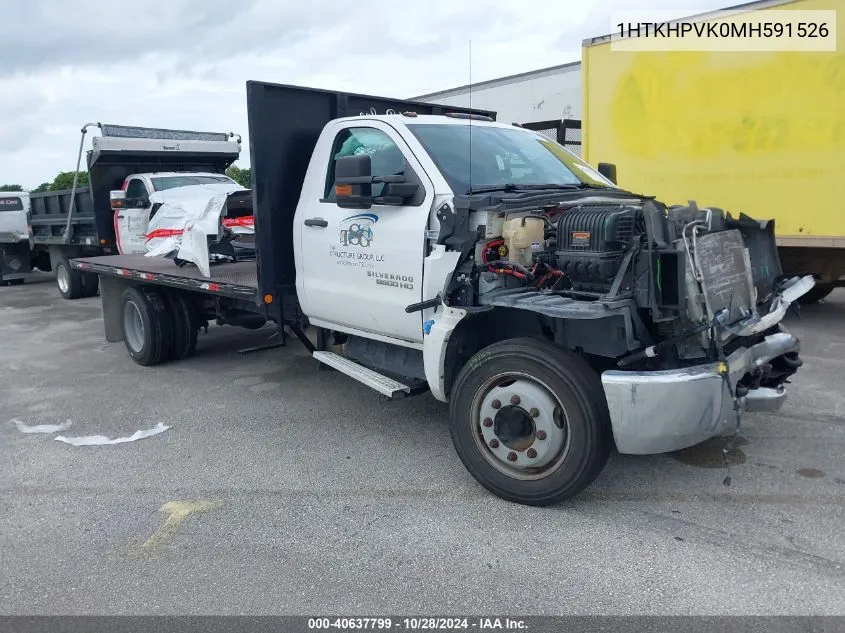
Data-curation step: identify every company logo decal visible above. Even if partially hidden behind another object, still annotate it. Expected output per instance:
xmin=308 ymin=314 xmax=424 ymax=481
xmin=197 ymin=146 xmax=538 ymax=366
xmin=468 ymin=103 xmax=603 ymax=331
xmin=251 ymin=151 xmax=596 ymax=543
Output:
xmin=339 ymin=213 xmax=378 ymax=248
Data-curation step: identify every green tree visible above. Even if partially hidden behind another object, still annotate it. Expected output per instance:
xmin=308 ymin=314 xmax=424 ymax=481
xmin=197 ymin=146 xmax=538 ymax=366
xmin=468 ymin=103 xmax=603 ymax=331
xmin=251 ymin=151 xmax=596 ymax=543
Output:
xmin=225 ymin=165 xmax=252 ymax=188
xmin=0 ymin=184 xmax=23 ymax=192
xmin=31 ymin=182 xmax=51 ymax=193
xmin=50 ymin=171 xmax=89 ymax=191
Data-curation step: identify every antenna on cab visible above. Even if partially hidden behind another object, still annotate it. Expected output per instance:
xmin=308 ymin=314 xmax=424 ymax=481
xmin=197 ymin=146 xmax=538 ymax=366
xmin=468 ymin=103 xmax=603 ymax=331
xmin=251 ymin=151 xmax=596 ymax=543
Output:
xmin=468 ymin=39 xmax=473 ymax=193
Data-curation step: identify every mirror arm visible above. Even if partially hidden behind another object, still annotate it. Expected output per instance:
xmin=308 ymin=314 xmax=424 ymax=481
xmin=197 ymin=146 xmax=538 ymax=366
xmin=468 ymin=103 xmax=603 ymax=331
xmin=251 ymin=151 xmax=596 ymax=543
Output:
xmin=372 ymin=196 xmax=405 ymax=206
xmin=336 ymin=174 xmax=406 ymax=185
xmin=336 ymin=175 xmax=375 ymax=185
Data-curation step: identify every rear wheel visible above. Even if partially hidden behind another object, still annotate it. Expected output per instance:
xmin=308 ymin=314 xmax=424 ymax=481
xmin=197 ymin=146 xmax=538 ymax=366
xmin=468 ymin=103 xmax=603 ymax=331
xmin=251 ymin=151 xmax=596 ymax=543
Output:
xmin=165 ymin=291 xmax=199 ymax=360
xmin=121 ymin=286 xmax=174 ymax=366
xmin=449 ymin=337 xmax=612 ymax=506
xmin=56 ymin=261 xmax=83 ymax=299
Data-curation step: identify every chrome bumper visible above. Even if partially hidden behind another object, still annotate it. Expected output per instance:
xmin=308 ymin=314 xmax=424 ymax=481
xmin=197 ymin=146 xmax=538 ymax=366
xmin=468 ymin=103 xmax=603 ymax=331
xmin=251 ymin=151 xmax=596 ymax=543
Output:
xmin=601 ymin=329 xmax=800 ymax=455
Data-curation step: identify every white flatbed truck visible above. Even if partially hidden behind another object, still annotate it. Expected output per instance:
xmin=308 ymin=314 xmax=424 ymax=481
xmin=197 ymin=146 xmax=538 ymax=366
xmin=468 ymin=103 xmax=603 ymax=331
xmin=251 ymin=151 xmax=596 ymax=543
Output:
xmin=72 ymin=81 xmax=813 ymax=506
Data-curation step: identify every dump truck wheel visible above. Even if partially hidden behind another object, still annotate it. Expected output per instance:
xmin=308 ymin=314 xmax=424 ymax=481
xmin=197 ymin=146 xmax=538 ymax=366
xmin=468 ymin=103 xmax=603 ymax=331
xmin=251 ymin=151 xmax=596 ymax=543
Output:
xmin=56 ymin=261 xmax=83 ymax=300
xmin=449 ymin=337 xmax=612 ymax=507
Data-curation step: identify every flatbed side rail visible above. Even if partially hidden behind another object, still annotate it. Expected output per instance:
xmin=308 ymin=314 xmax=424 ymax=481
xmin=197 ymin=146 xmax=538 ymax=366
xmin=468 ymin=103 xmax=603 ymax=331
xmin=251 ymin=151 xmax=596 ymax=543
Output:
xmin=69 ymin=258 xmax=258 ymax=300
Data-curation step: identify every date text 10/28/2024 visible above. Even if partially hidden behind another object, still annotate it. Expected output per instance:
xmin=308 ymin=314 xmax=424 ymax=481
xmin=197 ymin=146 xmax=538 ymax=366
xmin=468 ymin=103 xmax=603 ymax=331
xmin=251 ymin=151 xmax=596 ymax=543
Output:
xmin=308 ymin=618 xmax=527 ymax=630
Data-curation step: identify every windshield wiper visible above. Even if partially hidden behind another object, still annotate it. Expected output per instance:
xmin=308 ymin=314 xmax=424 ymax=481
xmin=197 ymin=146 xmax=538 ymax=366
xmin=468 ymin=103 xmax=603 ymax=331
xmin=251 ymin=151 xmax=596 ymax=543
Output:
xmin=465 ymin=183 xmax=608 ymax=195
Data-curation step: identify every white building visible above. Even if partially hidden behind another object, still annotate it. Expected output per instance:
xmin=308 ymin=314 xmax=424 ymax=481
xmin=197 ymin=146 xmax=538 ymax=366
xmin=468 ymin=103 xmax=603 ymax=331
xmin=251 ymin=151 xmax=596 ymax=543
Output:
xmin=412 ymin=61 xmax=583 ymax=154
xmin=412 ymin=61 xmax=582 ymax=125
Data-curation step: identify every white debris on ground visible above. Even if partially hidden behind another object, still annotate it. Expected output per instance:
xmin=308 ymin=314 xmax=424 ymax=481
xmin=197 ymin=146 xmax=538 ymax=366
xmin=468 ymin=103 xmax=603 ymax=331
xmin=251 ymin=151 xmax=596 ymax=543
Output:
xmin=54 ymin=422 xmax=171 ymax=447
xmin=13 ymin=419 xmax=73 ymax=434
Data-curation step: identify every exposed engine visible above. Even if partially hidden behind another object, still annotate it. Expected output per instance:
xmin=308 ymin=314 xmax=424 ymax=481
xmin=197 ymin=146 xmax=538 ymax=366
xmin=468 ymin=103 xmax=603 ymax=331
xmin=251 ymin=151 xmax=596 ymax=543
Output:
xmin=555 ymin=205 xmax=644 ymax=294
xmin=463 ymin=196 xmax=796 ymax=380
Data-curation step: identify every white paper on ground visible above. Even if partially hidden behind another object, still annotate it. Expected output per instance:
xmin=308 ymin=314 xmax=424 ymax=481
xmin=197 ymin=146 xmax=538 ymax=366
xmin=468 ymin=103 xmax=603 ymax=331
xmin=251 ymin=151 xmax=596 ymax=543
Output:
xmin=13 ymin=419 xmax=73 ymax=434
xmin=54 ymin=422 xmax=171 ymax=447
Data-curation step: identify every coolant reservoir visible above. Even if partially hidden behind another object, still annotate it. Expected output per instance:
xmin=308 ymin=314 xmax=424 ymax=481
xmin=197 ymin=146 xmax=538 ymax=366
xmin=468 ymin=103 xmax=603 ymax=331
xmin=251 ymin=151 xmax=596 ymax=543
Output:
xmin=502 ymin=216 xmax=545 ymax=267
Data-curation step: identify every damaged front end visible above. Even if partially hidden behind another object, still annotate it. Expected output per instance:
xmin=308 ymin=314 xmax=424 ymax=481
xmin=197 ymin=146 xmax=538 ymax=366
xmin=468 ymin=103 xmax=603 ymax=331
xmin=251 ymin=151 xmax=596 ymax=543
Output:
xmin=456 ymin=191 xmax=812 ymax=455
xmin=600 ymin=202 xmax=813 ymax=454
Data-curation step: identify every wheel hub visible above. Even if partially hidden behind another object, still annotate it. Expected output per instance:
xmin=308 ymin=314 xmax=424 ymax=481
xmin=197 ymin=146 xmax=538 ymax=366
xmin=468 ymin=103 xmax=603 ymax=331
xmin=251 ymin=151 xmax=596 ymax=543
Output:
xmin=477 ymin=376 xmax=568 ymax=473
xmin=57 ymin=266 xmax=69 ymax=294
xmin=123 ymin=300 xmax=145 ymax=354
xmin=493 ymin=406 xmax=536 ymax=452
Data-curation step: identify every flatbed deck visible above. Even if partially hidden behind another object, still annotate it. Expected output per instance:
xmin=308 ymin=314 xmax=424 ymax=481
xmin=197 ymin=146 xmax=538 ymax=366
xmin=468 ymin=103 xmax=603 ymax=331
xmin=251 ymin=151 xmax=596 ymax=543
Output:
xmin=70 ymin=254 xmax=259 ymax=300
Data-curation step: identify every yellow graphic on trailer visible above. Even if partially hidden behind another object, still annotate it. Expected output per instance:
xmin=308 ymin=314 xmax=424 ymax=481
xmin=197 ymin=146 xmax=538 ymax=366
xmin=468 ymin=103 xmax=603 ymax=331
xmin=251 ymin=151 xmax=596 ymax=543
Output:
xmin=583 ymin=0 xmax=845 ymax=240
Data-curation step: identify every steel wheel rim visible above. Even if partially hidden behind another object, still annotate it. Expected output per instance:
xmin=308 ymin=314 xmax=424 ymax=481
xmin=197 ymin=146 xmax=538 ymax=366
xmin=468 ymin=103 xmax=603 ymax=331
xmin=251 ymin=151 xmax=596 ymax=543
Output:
xmin=57 ymin=265 xmax=69 ymax=294
xmin=123 ymin=300 xmax=145 ymax=354
xmin=470 ymin=371 xmax=571 ymax=481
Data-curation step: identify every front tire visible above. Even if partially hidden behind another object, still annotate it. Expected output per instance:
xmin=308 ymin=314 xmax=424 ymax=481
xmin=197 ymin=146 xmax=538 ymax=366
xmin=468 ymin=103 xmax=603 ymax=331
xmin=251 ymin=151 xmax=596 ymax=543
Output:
xmin=449 ymin=337 xmax=612 ymax=506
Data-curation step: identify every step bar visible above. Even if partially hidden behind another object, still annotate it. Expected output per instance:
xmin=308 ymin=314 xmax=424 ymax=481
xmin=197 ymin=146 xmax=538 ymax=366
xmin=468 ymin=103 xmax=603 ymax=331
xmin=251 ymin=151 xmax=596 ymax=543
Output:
xmin=312 ymin=351 xmax=411 ymax=399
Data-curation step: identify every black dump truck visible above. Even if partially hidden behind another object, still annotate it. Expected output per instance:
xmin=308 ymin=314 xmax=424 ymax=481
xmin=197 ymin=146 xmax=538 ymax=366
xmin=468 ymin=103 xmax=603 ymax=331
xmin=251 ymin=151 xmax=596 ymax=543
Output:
xmin=0 ymin=124 xmax=241 ymax=298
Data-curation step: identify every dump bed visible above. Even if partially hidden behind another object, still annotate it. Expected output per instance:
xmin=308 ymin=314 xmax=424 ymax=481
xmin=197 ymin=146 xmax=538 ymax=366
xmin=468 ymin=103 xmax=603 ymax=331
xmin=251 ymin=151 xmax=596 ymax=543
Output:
xmin=32 ymin=124 xmax=241 ymax=248
xmin=582 ymin=0 xmax=845 ymax=247
xmin=29 ymin=187 xmax=97 ymax=246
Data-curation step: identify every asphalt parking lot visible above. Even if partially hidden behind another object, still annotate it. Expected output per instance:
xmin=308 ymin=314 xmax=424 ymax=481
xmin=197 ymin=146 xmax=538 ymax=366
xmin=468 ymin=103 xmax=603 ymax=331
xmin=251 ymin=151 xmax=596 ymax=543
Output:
xmin=1 ymin=273 xmax=844 ymax=615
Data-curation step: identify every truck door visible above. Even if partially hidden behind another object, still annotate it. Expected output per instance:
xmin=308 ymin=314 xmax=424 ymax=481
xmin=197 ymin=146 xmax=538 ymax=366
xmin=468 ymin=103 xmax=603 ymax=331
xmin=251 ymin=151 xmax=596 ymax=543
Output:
xmin=297 ymin=122 xmax=433 ymax=344
xmin=116 ymin=178 xmax=153 ymax=254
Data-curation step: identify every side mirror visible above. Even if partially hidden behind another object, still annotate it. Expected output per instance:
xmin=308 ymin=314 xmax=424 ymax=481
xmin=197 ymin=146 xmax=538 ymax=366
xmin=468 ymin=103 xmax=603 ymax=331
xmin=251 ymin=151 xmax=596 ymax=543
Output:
xmin=335 ymin=155 xmax=373 ymax=209
xmin=335 ymin=154 xmax=418 ymax=208
xmin=136 ymin=196 xmax=150 ymax=209
xmin=597 ymin=162 xmax=617 ymax=185
xmin=110 ymin=190 xmax=126 ymax=211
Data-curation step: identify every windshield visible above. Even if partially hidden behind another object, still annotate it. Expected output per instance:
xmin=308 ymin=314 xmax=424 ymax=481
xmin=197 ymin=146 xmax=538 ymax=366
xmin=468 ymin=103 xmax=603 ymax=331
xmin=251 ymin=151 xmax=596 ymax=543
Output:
xmin=406 ymin=124 xmax=617 ymax=194
xmin=150 ymin=175 xmax=235 ymax=191
xmin=0 ymin=196 xmax=24 ymax=212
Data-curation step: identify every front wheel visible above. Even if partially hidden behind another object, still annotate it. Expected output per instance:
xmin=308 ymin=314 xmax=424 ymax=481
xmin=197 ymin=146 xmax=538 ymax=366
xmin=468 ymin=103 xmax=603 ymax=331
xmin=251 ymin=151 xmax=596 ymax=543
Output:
xmin=449 ymin=338 xmax=612 ymax=506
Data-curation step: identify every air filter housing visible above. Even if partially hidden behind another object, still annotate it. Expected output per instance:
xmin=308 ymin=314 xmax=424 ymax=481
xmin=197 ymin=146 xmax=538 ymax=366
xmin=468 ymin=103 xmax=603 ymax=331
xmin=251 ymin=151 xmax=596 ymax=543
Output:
xmin=555 ymin=205 xmax=642 ymax=292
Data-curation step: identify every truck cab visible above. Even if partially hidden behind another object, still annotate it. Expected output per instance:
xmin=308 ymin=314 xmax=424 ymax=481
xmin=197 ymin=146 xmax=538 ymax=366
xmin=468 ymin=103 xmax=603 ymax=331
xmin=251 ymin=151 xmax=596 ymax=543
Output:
xmin=294 ymin=115 xmax=617 ymax=346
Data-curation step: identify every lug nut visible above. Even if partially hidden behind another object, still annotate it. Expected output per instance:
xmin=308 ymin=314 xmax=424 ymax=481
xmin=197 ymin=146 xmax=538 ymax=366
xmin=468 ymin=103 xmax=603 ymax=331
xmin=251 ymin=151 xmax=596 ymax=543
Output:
xmin=507 ymin=451 xmax=518 ymax=462
xmin=529 ymin=407 xmax=539 ymax=418
xmin=510 ymin=395 xmax=521 ymax=405
xmin=489 ymin=439 xmax=500 ymax=449
xmin=527 ymin=448 xmax=537 ymax=458
xmin=491 ymin=399 xmax=501 ymax=409
xmin=482 ymin=417 xmax=493 ymax=428
xmin=536 ymin=430 xmax=547 ymax=440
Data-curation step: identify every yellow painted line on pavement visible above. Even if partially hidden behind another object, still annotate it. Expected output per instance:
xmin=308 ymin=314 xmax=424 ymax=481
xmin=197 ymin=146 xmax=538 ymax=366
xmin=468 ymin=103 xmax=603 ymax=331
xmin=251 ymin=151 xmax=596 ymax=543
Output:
xmin=140 ymin=500 xmax=223 ymax=552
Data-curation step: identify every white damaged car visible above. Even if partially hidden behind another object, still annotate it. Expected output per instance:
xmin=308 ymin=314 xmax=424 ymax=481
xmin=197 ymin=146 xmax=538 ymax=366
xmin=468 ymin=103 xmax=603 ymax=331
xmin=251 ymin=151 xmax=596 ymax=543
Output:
xmin=137 ymin=182 xmax=255 ymax=277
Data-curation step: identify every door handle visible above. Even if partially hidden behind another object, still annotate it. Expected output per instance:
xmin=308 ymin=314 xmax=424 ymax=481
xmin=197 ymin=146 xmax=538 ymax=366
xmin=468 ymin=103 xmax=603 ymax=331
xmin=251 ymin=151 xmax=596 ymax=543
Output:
xmin=117 ymin=215 xmax=125 ymax=219
xmin=304 ymin=218 xmax=328 ymax=228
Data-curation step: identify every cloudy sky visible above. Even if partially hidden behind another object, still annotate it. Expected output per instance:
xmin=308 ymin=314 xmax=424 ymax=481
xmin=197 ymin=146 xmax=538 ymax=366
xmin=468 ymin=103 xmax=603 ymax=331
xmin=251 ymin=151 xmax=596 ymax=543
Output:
xmin=3 ymin=0 xmax=728 ymax=188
